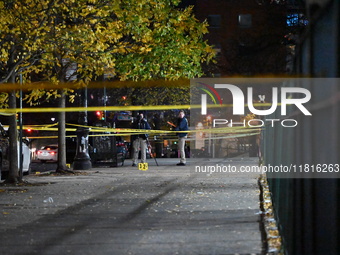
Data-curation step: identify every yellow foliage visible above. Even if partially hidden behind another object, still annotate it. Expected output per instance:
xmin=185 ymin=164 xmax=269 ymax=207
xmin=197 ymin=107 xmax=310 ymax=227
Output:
xmin=0 ymin=0 xmax=215 ymax=108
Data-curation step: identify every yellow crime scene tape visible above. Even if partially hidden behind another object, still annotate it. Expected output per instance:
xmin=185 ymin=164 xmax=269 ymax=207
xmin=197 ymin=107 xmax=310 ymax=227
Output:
xmin=0 ymin=103 xmax=264 ymax=139
xmin=0 ymin=79 xmax=192 ymax=91
xmin=0 ymin=76 xmax=298 ymax=92
xmin=7 ymin=118 xmax=261 ymax=139
xmin=0 ymin=99 xmax=265 ymax=139
xmin=0 ymin=102 xmax=279 ymax=114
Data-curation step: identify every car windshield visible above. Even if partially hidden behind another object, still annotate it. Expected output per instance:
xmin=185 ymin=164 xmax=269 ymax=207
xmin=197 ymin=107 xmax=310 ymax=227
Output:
xmin=41 ymin=146 xmax=58 ymax=150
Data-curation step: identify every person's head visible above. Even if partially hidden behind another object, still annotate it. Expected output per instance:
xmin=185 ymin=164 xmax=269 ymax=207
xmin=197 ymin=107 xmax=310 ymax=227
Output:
xmin=178 ymin=110 xmax=185 ymax=119
xmin=136 ymin=113 xmax=144 ymax=122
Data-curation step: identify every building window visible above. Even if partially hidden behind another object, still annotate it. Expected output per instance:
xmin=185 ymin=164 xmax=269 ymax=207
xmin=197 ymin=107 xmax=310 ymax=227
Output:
xmin=207 ymin=15 xmax=221 ymax=28
xmin=287 ymin=13 xmax=308 ymax=27
xmin=238 ymin=14 xmax=252 ymax=28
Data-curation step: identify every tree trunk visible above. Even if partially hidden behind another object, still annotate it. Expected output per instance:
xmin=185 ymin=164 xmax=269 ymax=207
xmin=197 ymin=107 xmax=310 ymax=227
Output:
xmin=6 ymin=90 xmax=19 ymax=183
xmin=56 ymin=89 xmax=68 ymax=172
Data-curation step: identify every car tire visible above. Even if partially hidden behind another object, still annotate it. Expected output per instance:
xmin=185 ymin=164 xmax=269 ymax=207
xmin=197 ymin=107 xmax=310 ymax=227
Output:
xmin=0 ymin=154 xmax=2 ymax=180
xmin=23 ymin=163 xmax=31 ymax=176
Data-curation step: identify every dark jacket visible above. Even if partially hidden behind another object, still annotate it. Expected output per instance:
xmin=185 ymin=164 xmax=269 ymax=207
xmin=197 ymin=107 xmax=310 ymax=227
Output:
xmin=131 ymin=118 xmax=151 ymax=141
xmin=175 ymin=117 xmax=189 ymax=137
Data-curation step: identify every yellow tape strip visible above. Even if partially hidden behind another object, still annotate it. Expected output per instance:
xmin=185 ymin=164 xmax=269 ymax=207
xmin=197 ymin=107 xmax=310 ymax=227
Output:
xmin=0 ymin=105 xmax=192 ymax=114
xmin=20 ymin=122 xmax=261 ymax=134
xmin=0 ymin=102 xmax=281 ymax=114
xmin=0 ymin=76 xmax=300 ymax=92
xmin=0 ymin=79 xmax=191 ymax=91
xmin=25 ymin=130 xmax=261 ymax=140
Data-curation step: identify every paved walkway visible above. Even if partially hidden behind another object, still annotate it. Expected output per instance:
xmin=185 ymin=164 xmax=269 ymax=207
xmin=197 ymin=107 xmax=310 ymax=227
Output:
xmin=0 ymin=158 xmax=264 ymax=255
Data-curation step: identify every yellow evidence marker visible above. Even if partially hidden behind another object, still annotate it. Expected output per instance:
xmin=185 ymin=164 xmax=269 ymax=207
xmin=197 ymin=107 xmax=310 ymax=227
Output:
xmin=138 ymin=163 xmax=148 ymax=171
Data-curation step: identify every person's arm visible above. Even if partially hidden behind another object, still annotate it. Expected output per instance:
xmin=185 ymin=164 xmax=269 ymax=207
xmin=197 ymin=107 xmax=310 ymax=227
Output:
xmin=145 ymin=120 xmax=151 ymax=130
xmin=174 ymin=119 xmax=180 ymax=131
xmin=179 ymin=118 xmax=188 ymax=131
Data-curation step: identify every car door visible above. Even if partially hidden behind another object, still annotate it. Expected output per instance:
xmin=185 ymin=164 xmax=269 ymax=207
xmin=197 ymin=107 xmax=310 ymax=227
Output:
xmin=0 ymin=125 xmax=10 ymax=175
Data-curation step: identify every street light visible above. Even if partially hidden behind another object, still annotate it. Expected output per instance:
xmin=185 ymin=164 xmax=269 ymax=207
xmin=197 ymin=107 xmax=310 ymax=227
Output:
xmin=73 ymin=87 xmax=92 ymax=170
xmin=96 ymin=111 xmax=104 ymax=120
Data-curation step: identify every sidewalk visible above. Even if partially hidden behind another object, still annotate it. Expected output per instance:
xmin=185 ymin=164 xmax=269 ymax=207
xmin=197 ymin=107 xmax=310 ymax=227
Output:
xmin=0 ymin=157 xmax=264 ymax=255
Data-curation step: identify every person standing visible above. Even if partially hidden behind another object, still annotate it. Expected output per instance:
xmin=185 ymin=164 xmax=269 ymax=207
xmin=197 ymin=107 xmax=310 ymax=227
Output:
xmin=131 ymin=113 xmax=151 ymax=167
xmin=174 ymin=110 xmax=189 ymax=166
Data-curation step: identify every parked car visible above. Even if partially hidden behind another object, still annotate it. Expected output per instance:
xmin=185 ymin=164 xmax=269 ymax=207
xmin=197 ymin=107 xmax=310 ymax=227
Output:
xmin=36 ymin=144 xmax=58 ymax=162
xmin=0 ymin=124 xmax=31 ymax=179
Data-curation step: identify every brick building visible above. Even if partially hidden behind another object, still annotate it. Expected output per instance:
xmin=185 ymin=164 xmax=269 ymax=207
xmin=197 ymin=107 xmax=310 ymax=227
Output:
xmin=192 ymin=0 xmax=287 ymax=76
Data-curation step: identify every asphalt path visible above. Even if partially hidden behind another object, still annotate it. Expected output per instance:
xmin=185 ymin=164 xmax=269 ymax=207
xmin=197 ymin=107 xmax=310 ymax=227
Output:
xmin=0 ymin=158 xmax=264 ymax=255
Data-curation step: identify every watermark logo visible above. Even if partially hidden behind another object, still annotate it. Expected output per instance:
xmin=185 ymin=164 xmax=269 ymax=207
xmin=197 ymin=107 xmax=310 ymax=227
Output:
xmin=197 ymin=82 xmax=223 ymax=115
xmin=190 ymin=78 xmax=313 ymax=131
xmin=200 ymin=84 xmax=312 ymax=116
